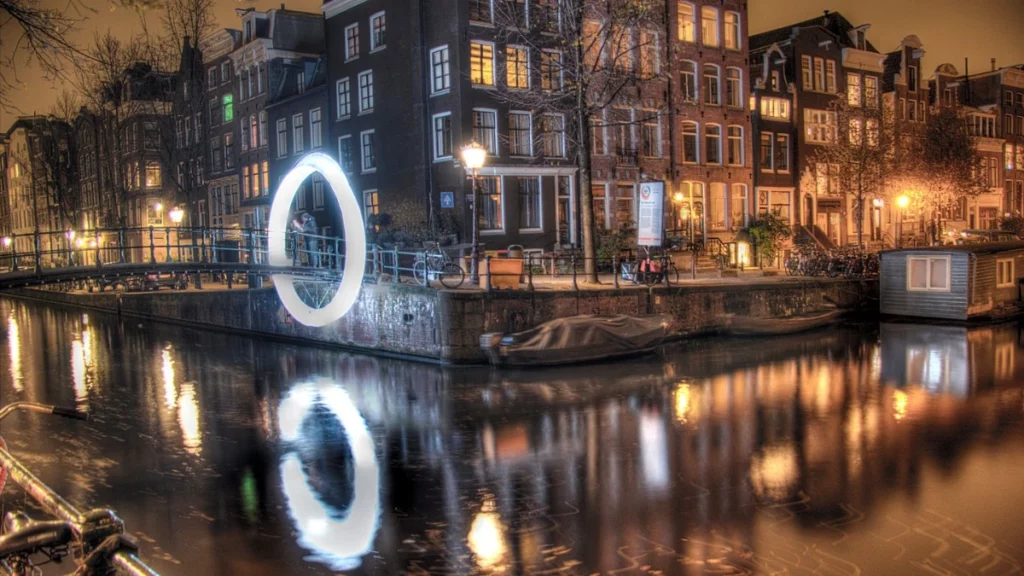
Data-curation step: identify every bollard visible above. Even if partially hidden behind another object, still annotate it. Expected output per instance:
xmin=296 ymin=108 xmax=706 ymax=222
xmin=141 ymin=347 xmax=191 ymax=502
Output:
xmin=392 ymin=248 xmax=400 ymax=283
xmin=149 ymin=227 xmax=156 ymax=264
xmin=526 ymin=253 xmax=534 ymax=291
xmin=571 ymin=254 xmax=578 ymax=291
xmin=483 ymin=255 xmax=492 ymax=292
xmin=165 ymin=227 xmax=172 ymax=263
xmin=10 ymin=233 xmax=17 ymax=272
xmin=613 ymin=256 xmax=620 ymax=289
xmin=33 ymin=231 xmax=41 ymax=273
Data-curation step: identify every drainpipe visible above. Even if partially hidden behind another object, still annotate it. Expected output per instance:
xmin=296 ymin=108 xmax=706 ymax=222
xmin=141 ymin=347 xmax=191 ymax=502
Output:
xmin=417 ymin=2 xmax=436 ymax=232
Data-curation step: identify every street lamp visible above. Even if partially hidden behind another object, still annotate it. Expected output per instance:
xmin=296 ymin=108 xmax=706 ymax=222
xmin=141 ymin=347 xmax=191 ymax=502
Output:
xmin=461 ymin=141 xmax=487 ymax=285
xmin=896 ymin=195 xmax=910 ymax=248
xmin=1 ymin=237 xmax=10 ymax=248
xmin=169 ymin=207 xmax=185 ymax=225
xmin=154 ymin=202 xmax=164 ymax=213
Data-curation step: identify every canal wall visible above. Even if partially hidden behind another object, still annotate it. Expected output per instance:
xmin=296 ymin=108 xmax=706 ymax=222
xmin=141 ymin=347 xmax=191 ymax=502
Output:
xmin=7 ymin=278 xmax=877 ymax=364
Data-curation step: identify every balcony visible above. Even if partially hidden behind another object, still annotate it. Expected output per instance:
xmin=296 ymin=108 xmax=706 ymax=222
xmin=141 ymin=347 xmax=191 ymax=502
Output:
xmin=616 ymin=147 xmax=639 ymax=166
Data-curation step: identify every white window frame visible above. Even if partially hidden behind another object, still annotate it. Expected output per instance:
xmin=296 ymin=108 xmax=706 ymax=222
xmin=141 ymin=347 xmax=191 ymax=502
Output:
xmin=506 ymin=45 xmax=530 ymax=90
xmin=997 ymin=258 xmax=1015 ymax=288
xmin=432 ymin=112 xmax=453 ymax=162
xmin=509 ymin=110 xmax=533 ymax=157
xmin=429 ymin=45 xmax=451 ymax=95
xmin=310 ymin=108 xmax=322 ymax=149
xmin=700 ymin=6 xmax=719 ymax=47
xmin=472 ymin=108 xmax=499 ymax=155
xmin=469 ymin=40 xmax=496 ymax=88
xmin=369 ymin=11 xmax=386 ymax=52
xmin=338 ymin=134 xmax=353 ymax=172
xmin=363 ymin=190 xmax=379 ymax=224
xmin=358 ymin=70 xmax=374 ymax=114
xmin=543 ymin=112 xmax=566 ymax=158
xmin=677 ymin=1 xmax=695 ymax=43
xmin=518 ymin=175 xmax=543 ymax=233
xmin=336 ymin=78 xmax=351 ymax=119
xmin=726 ymin=125 xmax=744 ymax=166
xmin=292 ymin=113 xmax=304 ymax=154
xmin=724 ymin=11 xmax=741 ymax=50
xmin=680 ymin=60 xmax=698 ymax=102
xmin=360 ymin=129 xmax=376 ymax=174
xmin=906 ymin=255 xmax=951 ymax=292
xmin=275 ymin=118 xmax=287 ymax=158
xmin=681 ymin=120 xmax=699 ymax=164
xmin=344 ymin=23 xmax=359 ymax=61
xmin=705 ymin=123 xmax=722 ymax=165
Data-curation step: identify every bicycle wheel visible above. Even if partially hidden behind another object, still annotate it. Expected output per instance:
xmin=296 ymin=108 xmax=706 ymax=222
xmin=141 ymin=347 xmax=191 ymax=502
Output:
xmin=667 ymin=265 xmax=680 ymax=285
xmin=438 ymin=262 xmax=465 ymax=289
xmin=413 ymin=261 xmax=428 ymax=285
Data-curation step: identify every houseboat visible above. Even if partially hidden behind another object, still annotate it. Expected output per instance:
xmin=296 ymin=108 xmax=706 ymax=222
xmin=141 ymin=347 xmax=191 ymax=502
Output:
xmin=879 ymin=241 xmax=1024 ymax=321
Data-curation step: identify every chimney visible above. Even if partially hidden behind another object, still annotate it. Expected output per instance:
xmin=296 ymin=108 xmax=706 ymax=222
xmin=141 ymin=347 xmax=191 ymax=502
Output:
xmin=991 ymin=58 xmax=997 ymax=71
xmin=280 ymin=3 xmax=285 ymax=9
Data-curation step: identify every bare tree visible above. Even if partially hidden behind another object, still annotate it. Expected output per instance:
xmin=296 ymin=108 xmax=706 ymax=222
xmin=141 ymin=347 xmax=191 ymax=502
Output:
xmin=0 ymin=0 xmax=86 ymax=110
xmin=33 ymin=118 xmax=80 ymax=233
xmin=812 ymin=96 xmax=898 ymax=247
xmin=490 ymin=0 xmax=666 ymax=282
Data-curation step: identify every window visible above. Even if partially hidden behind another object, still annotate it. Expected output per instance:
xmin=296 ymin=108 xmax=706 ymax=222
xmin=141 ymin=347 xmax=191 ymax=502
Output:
xmin=257 ymin=64 xmax=264 ymax=94
xmin=731 ymin=184 xmax=748 ymax=229
xmin=507 ymin=46 xmax=529 ymax=89
xmin=224 ymin=133 xmax=234 ymax=168
xmin=145 ymin=163 xmax=161 ymax=188
xmin=370 ymin=12 xmax=386 ymax=50
xmin=703 ymin=64 xmax=720 ymax=105
xmin=805 ymin=109 xmax=836 ymax=144
xmin=997 ymin=259 xmax=1015 ymax=288
xmin=678 ymin=2 xmax=695 ymax=42
xmin=345 ymin=24 xmax=359 ymax=60
xmin=1005 ymin=144 xmax=1015 ymax=170
xmin=724 ymin=11 xmax=740 ymax=50
xmin=705 ymin=124 xmax=721 ymax=164
xmin=901 ymin=98 xmax=907 ymax=120
xmin=240 ymin=119 xmax=249 ymax=152
xmin=797 ymin=55 xmax=811 ymax=90
xmin=760 ymin=97 xmax=789 ymax=120
xmin=680 ymin=61 xmax=697 ymax=102
xmin=864 ymin=76 xmax=878 ymax=109
xmin=336 ymin=78 xmax=351 ymax=118
xmin=362 ymin=190 xmax=379 ymax=223
xmin=825 ymin=60 xmax=836 ymax=93
xmin=430 ymin=46 xmax=450 ymax=94
xmin=250 ymin=162 xmax=260 ymax=197
xmin=222 ymin=94 xmax=234 ymax=122
xmin=469 ymin=0 xmax=492 ymax=23
xmin=1018 ymin=144 xmax=1024 ymax=171
xmin=184 ymin=117 xmax=191 ymax=147
xmin=207 ymin=67 xmax=217 ymax=88
xmin=849 ymin=118 xmax=863 ymax=145
xmin=276 ymin=119 xmax=287 ymax=158
xmin=470 ymin=42 xmax=495 ymax=86
xmin=249 ymin=114 xmax=258 ymax=149
xmin=681 ymin=121 xmax=698 ymax=163
xmin=356 ymin=70 xmax=375 ymax=114
xmin=908 ymin=101 xmax=917 ymax=122
xmin=908 ymin=65 xmax=918 ymax=92
xmin=262 ymin=161 xmax=269 ymax=196
xmin=1007 ymin=114 xmax=1015 ymax=136
xmin=709 ymin=183 xmax=726 ymax=230
xmin=293 ymin=114 xmax=304 ymax=153
xmin=543 ymin=113 xmax=565 ymax=157
xmin=760 ymin=132 xmax=773 ymax=171
xmin=479 ymin=176 xmax=502 ymax=231
xmin=296 ymin=183 xmax=307 ymax=211
xmin=1019 ymin=116 xmax=1023 ymax=136
xmin=360 ymin=130 xmax=376 ymax=172
xmin=640 ymin=30 xmax=658 ymax=76
xmin=727 ymin=126 xmax=743 ymax=166
xmin=433 ymin=113 xmax=452 ymax=160
xmin=243 ymin=165 xmax=250 ymax=199
xmin=541 ymin=50 xmax=562 ymax=90
xmin=209 ymin=98 xmax=219 ymax=126
xmin=247 ymin=68 xmax=254 ymax=99
xmin=338 ymin=135 xmax=354 ymax=173
xmin=509 ymin=112 xmax=532 ymax=156
xmin=211 ymin=137 xmax=222 ymax=172
xmin=775 ymin=134 xmax=789 ymax=172
xmin=519 ymin=177 xmax=541 ymax=229
xmin=815 ymin=163 xmax=841 ymax=195
xmin=220 ymin=62 xmax=229 ymax=84
xmin=472 ymin=109 xmax=498 ymax=154
xmin=701 ymin=6 xmax=719 ymax=47
xmin=847 ymin=73 xmax=861 ymax=107
xmin=641 ymin=115 xmax=660 ymax=158
xmin=311 ymin=175 xmax=324 ymax=208
xmin=907 ymin=256 xmax=950 ymax=292
xmin=310 ymin=108 xmax=322 ymax=148
xmin=726 ymin=67 xmax=741 ymax=107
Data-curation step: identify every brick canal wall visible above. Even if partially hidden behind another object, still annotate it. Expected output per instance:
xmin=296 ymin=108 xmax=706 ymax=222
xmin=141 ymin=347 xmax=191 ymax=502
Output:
xmin=8 ymin=278 xmax=877 ymax=364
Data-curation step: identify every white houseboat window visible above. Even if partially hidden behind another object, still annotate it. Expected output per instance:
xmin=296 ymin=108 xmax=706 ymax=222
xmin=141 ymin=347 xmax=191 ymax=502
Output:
xmin=907 ymin=256 xmax=950 ymax=292
xmin=997 ymin=259 xmax=1015 ymax=288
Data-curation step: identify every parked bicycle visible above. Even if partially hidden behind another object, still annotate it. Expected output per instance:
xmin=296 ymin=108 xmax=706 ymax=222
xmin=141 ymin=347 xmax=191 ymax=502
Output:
xmin=413 ymin=242 xmax=465 ymax=289
xmin=0 ymin=402 xmax=159 ymax=576
xmin=624 ymin=248 xmax=681 ymax=286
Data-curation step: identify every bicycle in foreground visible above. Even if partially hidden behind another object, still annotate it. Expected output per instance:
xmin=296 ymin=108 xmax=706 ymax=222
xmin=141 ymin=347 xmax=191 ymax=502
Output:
xmin=0 ymin=402 xmax=159 ymax=576
xmin=413 ymin=242 xmax=465 ymax=289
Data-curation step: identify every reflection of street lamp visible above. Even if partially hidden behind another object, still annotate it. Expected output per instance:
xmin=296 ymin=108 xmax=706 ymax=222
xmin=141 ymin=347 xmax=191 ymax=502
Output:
xmin=154 ymin=202 xmax=164 ymax=213
xmin=461 ymin=141 xmax=487 ymax=285
xmin=896 ymin=195 xmax=910 ymax=248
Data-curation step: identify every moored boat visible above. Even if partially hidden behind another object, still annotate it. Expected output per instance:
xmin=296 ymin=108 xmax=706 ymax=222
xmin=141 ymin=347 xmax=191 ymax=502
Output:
xmin=480 ymin=314 xmax=670 ymax=367
xmin=723 ymin=308 xmax=842 ymax=337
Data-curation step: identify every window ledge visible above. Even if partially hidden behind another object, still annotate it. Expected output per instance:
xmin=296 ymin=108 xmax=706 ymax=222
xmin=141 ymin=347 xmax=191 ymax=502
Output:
xmin=337 ymin=115 xmax=351 ymax=122
xmin=518 ymin=228 xmax=543 ymax=234
xmin=370 ymin=46 xmax=386 ymax=54
xmin=361 ymin=168 xmax=377 ymax=174
xmin=359 ymin=110 xmax=374 ymax=116
xmin=430 ymin=90 xmax=451 ymax=98
xmin=345 ymin=56 xmax=359 ymax=63
xmin=470 ymin=20 xmax=495 ymax=28
xmin=480 ymin=229 xmax=504 ymax=235
xmin=472 ymin=84 xmax=498 ymax=91
xmin=433 ymin=156 xmax=453 ymax=164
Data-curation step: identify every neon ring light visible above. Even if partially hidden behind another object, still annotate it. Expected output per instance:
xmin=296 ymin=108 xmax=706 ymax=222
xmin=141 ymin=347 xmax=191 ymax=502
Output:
xmin=278 ymin=380 xmax=381 ymax=569
xmin=268 ymin=153 xmax=367 ymax=327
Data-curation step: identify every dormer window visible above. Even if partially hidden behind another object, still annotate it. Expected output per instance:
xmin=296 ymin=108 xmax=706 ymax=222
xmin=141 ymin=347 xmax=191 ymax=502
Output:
xmin=856 ymin=31 xmax=865 ymax=50
xmin=244 ymin=20 xmax=253 ymax=42
xmin=297 ymin=71 xmax=305 ymax=94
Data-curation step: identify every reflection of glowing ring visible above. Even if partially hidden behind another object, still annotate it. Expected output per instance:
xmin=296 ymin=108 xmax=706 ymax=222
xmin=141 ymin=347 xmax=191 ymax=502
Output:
xmin=268 ymin=153 xmax=367 ymax=327
xmin=278 ymin=380 xmax=380 ymax=570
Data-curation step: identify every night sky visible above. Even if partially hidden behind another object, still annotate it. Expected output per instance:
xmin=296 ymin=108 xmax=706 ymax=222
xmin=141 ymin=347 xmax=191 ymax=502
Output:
xmin=2 ymin=0 xmax=1024 ymax=131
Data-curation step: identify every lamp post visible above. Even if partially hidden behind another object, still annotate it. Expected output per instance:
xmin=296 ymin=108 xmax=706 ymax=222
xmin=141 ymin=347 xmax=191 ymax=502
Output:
xmin=169 ymin=207 xmax=185 ymax=262
xmin=896 ymin=195 xmax=910 ymax=248
xmin=1 ymin=237 xmax=10 ymax=271
xmin=461 ymin=141 xmax=487 ymax=285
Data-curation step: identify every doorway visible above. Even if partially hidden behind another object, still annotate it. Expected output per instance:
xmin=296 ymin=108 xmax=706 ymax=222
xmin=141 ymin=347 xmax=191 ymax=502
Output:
xmin=803 ymin=195 xmax=814 ymax=227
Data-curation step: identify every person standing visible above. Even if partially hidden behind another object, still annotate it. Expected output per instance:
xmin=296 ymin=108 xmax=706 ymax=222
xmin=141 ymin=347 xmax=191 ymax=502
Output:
xmin=291 ymin=212 xmax=320 ymax=268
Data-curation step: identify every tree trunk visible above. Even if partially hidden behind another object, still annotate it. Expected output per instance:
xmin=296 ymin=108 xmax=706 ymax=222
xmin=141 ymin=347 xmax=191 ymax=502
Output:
xmin=577 ymin=109 xmax=598 ymax=284
xmin=856 ymin=176 xmax=864 ymax=248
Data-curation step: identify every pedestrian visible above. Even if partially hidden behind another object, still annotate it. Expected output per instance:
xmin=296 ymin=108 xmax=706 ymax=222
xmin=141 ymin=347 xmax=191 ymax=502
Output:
xmin=292 ymin=212 xmax=320 ymax=268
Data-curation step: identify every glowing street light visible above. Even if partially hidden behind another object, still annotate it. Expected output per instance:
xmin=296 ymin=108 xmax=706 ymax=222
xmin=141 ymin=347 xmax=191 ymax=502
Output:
xmin=154 ymin=202 xmax=164 ymax=213
xmin=896 ymin=195 xmax=910 ymax=248
xmin=1 ymin=237 xmax=10 ymax=248
xmin=461 ymin=141 xmax=488 ymax=286
xmin=896 ymin=195 xmax=910 ymax=209
xmin=169 ymin=207 xmax=185 ymax=225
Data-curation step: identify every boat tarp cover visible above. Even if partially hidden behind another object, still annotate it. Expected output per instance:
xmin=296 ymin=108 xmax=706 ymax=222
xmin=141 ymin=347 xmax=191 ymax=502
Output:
xmin=499 ymin=315 xmax=668 ymax=364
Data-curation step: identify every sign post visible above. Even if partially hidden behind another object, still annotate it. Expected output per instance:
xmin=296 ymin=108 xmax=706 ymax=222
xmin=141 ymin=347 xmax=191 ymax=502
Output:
xmin=637 ymin=181 xmax=665 ymax=247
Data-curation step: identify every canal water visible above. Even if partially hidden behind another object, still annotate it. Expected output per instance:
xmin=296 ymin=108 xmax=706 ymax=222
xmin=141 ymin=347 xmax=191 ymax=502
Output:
xmin=1 ymin=298 xmax=1023 ymax=575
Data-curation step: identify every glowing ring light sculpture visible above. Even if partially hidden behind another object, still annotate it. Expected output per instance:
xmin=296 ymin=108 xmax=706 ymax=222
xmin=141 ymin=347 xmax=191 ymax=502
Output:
xmin=268 ymin=153 xmax=367 ymax=327
xmin=278 ymin=380 xmax=381 ymax=570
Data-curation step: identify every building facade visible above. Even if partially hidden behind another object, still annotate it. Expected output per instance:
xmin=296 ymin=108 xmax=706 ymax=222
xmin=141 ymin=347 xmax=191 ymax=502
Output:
xmin=200 ymin=28 xmax=243 ymax=232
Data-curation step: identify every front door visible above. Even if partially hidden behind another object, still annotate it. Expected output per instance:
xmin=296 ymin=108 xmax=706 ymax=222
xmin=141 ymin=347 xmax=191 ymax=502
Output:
xmin=804 ymin=195 xmax=814 ymax=227
xmin=828 ymin=213 xmax=841 ymax=244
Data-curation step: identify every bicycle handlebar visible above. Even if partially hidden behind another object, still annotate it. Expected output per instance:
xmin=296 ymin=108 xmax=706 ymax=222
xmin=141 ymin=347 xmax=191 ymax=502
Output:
xmin=0 ymin=402 xmax=88 ymax=424
xmin=112 ymin=551 xmax=161 ymax=576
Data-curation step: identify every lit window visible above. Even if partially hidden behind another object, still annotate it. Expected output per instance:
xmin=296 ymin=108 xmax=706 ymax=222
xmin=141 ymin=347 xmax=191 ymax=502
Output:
xmin=701 ymin=6 xmax=719 ymax=47
xmin=470 ymin=42 xmax=495 ymax=86
xmin=507 ymin=46 xmax=529 ymax=89
xmin=724 ymin=11 xmax=740 ymax=50
xmin=145 ymin=163 xmax=161 ymax=188
xmin=472 ymin=109 xmax=498 ymax=154
xmin=804 ymin=109 xmax=836 ymax=144
xmin=479 ymin=176 xmax=502 ymax=231
xmin=543 ymin=114 xmax=565 ymax=157
xmin=222 ymin=94 xmax=234 ymax=122
xmin=847 ymin=73 xmax=861 ymax=107
xmin=760 ymin=97 xmax=790 ymax=120
xmin=677 ymin=2 xmax=695 ymax=42
xmin=997 ymin=259 xmax=1015 ymax=288
xmin=726 ymin=126 xmax=743 ymax=166
xmin=725 ymin=67 xmax=742 ymax=107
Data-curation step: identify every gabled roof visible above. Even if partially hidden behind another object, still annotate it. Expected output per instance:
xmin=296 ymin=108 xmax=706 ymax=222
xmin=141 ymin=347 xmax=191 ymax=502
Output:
xmin=750 ymin=11 xmax=877 ymax=53
xmin=882 ymin=51 xmax=902 ymax=92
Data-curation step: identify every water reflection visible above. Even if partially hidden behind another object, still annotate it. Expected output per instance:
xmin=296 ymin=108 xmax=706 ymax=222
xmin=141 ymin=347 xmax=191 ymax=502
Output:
xmin=7 ymin=313 xmax=22 ymax=392
xmin=278 ymin=381 xmax=380 ymax=571
xmin=2 ymin=299 xmax=1024 ymax=575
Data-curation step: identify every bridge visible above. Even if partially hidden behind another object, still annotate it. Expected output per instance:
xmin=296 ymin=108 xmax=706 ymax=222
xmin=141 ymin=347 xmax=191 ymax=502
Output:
xmin=0 ymin=226 xmax=399 ymax=291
